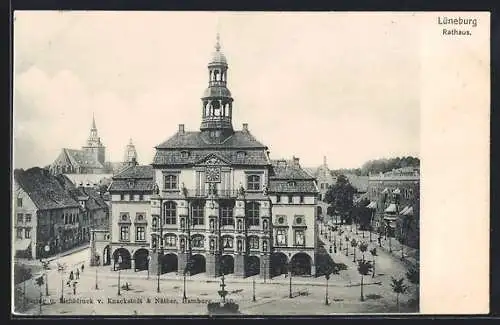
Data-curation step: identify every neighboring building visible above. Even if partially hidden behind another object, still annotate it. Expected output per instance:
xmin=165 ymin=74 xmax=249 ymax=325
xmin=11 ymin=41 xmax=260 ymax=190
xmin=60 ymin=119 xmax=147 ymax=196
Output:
xmin=49 ymin=115 xmax=134 ymax=176
xmin=56 ymin=174 xmax=110 ymax=241
xmin=366 ymin=166 xmax=420 ymax=248
xmin=344 ymin=174 xmax=369 ymax=202
xmin=105 ymin=35 xmax=319 ymax=278
xmin=95 ymin=165 xmax=154 ymax=269
xmin=13 ymin=167 xmax=82 ymax=259
xmin=304 ymin=156 xmax=336 ymax=201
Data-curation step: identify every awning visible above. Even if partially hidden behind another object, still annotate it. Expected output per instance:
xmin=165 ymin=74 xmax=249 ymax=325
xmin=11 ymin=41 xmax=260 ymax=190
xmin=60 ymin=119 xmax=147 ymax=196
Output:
xmin=384 ymin=216 xmax=398 ymax=221
xmin=399 ymin=206 xmax=410 ymax=215
xmin=366 ymin=201 xmax=377 ymax=209
xmin=381 ymin=188 xmax=389 ymax=194
xmin=403 ymin=206 xmax=414 ymax=216
xmin=384 ymin=203 xmax=397 ymax=213
xmin=393 ymin=188 xmax=401 ymax=194
xmin=15 ymin=239 xmax=31 ymax=251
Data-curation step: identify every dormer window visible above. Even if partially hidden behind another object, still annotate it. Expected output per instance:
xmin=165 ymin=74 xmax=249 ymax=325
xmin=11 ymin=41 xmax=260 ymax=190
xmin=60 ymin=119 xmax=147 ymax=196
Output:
xmin=236 ymin=151 xmax=246 ymax=159
xmin=288 ymin=181 xmax=296 ymax=187
xmin=181 ymin=151 xmax=190 ymax=159
xmin=128 ymin=179 xmax=135 ymax=188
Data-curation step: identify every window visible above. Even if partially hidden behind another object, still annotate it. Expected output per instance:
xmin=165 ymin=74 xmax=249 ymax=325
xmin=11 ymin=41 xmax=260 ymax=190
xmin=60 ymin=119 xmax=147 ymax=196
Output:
xmin=136 ymin=226 xmax=145 ymax=241
xmin=164 ymin=175 xmax=178 ymax=190
xmin=165 ymin=235 xmax=176 ymax=247
xmin=192 ymin=235 xmax=204 ymax=248
xmin=191 ymin=202 xmax=205 ymax=225
xmin=136 ymin=215 xmax=144 ymax=222
xmin=246 ymin=202 xmax=260 ymax=226
xmin=300 ymin=196 xmax=304 ymax=203
xmin=181 ymin=151 xmax=189 ymax=158
xmin=288 ymin=195 xmax=294 ymax=204
xmin=249 ymin=236 xmax=259 ymax=249
xmin=121 ymin=215 xmax=128 ymax=222
xmin=294 ymin=229 xmax=305 ymax=246
xmin=16 ymin=228 xmax=22 ymax=239
xmin=17 ymin=198 xmax=22 ymax=207
xmin=139 ymin=194 xmax=144 ymax=201
xmin=275 ymin=229 xmax=287 ymax=246
xmin=17 ymin=213 xmax=23 ymax=224
xmin=277 ymin=216 xmax=285 ymax=225
xmin=236 ymin=151 xmax=246 ymax=159
xmin=276 ymin=195 xmax=281 ymax=203
xmin=120 ymin=226 xmax=130 ymax=241
xmin=220 ymin=203 xmax=234 ymax=226
xmin=247 ymin=175 xmax=261 ymax=191
xmin=25 ymin=214 xmax=32 ymax=223
xmin=222 ymin=236 xmax=233 ymax=249
xmin=120 ymin=194 xmax=125 ymax=201
xmin=163 ymin=201 xmax=177 ymax=225
xmin=25 ymin=229 xmax=31 ymax=239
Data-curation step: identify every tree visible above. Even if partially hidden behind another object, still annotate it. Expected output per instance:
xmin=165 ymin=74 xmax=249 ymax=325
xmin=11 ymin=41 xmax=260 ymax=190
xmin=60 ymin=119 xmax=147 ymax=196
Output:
xmin=344 ymin=236 xmax=350 ymax=256
xmin=406 ymin=266 xmax=420 ymax=307
xmin=324 ymin=263 xmax=342 ymax=305
xmin=350 ymin=239 xmax=358 ymax=262
xmin=35 ymin=276 xmax=44 ymax=314
xmin=357 ymin=260 xmax=373 ymax=301
xmin=324 ymin=175 xmax=356 ymax=225
xmin=369 ymin=248 xmax=378 ymax=278
xmin=390 ymin=277 xmax=409 ymax=312
xmin=359 ymin=242 xmax=368 ymax=262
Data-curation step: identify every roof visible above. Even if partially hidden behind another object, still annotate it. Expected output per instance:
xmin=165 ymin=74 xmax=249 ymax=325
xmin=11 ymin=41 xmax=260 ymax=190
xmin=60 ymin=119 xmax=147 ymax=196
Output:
xmin=14 ymin=167 xmax=80 ymax=210
xmin=153 ymin=149 xmax=270 ymax=166
xmin=155 ymin=130 xmax=267 ymax=150
xmin=62 ymin=149 xmax=104 ymax=169
xmin=63 ymin=173 xmax=113 ymax=187
xmin=203 ymin=86 xmax=232 ymax=98
xmin=108 ymin=165 xmax=155 ymax=192
xmin=112 ymin=165 xmax=154 ymax=179
xmin=268 ymin=159 xmax=318 ymax=194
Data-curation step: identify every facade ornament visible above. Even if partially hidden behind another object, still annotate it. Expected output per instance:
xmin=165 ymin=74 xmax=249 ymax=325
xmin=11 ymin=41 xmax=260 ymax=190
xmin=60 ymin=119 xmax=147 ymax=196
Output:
xmin=153 ymin=183 xmax=160 ymax=195
xmin=238 ymin=183 xmax=245 ymax=197
xmin=262 ymin=184 xmax=268 ymax=196
xmin=181 ymin=182 xmax=188 ymax=197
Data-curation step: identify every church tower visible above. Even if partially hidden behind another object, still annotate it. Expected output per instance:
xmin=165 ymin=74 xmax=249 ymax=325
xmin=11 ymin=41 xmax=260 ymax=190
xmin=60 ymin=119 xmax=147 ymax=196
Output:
xmin=82 ymin=113 xmax=106 ymax=165
xmin=200 ymin=34 xmax=234 ymax=141
xmin=123 ymin=138 xmax=138 ymax=166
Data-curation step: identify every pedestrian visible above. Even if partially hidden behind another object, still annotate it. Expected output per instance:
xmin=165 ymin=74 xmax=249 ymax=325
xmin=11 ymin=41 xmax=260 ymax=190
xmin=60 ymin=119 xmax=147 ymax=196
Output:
xmin=72 ymin=281 xmax=77 ymax=295
xmin=66 ymin=280 xmax=71 ymax=287
xmin=69 ymin=271 xmax=74 ymax=281
xmin=81 ymin=264 xmax=84 ymax=273
xmin=76 ymin=268 xmax=80 ymax=279
xmin=378 ymin=235 xmax=382 ymax=247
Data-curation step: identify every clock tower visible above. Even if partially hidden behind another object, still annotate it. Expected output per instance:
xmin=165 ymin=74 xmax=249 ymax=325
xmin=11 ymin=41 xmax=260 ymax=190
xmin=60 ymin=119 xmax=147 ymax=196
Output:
xmin=200 ymin=33 xmax=234 ymax=141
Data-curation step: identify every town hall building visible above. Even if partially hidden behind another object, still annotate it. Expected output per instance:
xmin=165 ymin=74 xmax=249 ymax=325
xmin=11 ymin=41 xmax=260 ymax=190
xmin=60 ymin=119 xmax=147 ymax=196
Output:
xmin=99 ymin=35 xmax=319 ymax=278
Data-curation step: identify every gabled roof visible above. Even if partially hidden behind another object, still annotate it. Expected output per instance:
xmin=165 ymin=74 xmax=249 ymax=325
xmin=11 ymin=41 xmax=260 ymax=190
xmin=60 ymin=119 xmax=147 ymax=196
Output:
xmin=14 ymin=167 xmax=80 ymax=210
xmin=62 ymin=149 xmax=104 ymax=169
xmin=268 ymin=159 xmax=318 ymax=194
xmin=155 ymin=130 xmax=267 ymax=149
xmin=109 ymin=165 xmax=155 ymax=192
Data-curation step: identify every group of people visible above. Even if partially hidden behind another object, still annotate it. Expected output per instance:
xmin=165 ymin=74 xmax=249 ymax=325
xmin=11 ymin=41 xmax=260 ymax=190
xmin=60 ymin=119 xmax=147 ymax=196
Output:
xmin=66 ymin=264 xmax=85 ymax=294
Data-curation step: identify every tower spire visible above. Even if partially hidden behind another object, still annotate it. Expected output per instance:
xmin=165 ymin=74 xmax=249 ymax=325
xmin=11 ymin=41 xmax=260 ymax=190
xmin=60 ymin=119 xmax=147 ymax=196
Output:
xmin=92 ymin=112 xmax=96 ymax=129
xmin=215 ymin=32 xmax=221 ymax=52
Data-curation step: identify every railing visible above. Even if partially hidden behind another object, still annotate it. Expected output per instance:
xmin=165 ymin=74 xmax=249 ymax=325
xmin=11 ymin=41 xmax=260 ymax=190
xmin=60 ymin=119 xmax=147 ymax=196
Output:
xmin=184 ymin=188 xmax=240 ymax=199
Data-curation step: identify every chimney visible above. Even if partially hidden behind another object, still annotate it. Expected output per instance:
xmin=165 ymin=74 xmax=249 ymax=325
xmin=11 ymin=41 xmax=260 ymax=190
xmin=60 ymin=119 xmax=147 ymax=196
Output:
xmin=242 ymin=123 xmax=248 ymax=132
xmin=178 ymin=124 xmax=185 ymax=134
xmin=293 ymin=156 xmax=300 ymax=166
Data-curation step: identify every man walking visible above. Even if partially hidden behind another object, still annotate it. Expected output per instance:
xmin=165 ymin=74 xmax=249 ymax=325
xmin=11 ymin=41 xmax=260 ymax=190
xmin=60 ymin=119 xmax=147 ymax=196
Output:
xmin=76 ymin=268 xmax=80 ymax=280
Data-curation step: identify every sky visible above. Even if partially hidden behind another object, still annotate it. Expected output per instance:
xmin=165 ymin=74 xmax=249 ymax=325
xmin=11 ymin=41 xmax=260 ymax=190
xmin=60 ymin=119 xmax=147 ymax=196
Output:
xmin=13 ymin=11 xmax=420 ymax=170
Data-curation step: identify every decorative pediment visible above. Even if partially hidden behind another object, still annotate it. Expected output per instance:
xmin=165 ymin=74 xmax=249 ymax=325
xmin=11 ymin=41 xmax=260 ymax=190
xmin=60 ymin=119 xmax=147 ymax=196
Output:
xmin=195 ymin=153 xmax=230 ymax=166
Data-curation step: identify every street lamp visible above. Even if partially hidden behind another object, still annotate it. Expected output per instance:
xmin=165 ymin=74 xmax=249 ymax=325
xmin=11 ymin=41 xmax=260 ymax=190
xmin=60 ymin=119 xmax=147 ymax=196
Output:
xmin=147 ymin=255 xmax=151 ymax=280
xmin=117 ymin=254 xmax=122 ymax=296
xmin=95 ymin=266 xmax=98 ymax=290
xmin=43 ymin=245 xmax=50 ymax=296
xmin=288 ymin=254 xmax=292 ymax=298
xmin=252 ymin=277 xmax=256 ymax=302
xmin=57 ymin=263 xmax=66 ymax=303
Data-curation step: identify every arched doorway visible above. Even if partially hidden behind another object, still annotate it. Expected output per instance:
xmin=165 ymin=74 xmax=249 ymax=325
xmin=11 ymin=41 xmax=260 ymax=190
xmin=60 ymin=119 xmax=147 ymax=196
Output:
xmin=221 ymin=255 xmax=234 ymax=275
xmin=160 ymin=253 xmax=178 ymax=274
xmin=290 ymin=252 xmax=312 ymax=276
xmin=190 ymin=254 xmax=206 ymax=275
xmin=133 ymin=249 xmax=149 ymax=272
xmin=246 ymin=255 xmax=260 ymax=277
xmin=103 ymin=245 xmax=111 ymax=266
xmin=271 ymin=252 xmax=288 ymax=277
xmin=113 ymin=248 xmax=131 ymax=270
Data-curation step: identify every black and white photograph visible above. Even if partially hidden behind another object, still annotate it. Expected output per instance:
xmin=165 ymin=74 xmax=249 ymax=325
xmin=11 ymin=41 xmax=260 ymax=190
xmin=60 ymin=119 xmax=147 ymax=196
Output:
xmin=11 ymin=11 xmax=490 ymax=316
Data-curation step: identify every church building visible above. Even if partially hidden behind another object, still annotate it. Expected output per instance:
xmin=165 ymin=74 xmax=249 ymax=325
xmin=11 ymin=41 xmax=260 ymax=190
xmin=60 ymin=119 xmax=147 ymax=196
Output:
xmin=103 ymin=35 xmax=319 ymax=278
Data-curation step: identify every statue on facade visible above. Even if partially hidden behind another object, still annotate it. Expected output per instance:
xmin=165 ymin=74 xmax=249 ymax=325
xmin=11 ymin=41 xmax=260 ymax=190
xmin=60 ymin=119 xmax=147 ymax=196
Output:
xmin=153 ymin=183 xmax=160 ymax=195
xmin=238 ymin=183 xmax=245 ymax=197
xmin=181 ymin=182 xmax=188 ymax=197
xmin=262 ymin=184 xmax=268 ymax=196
